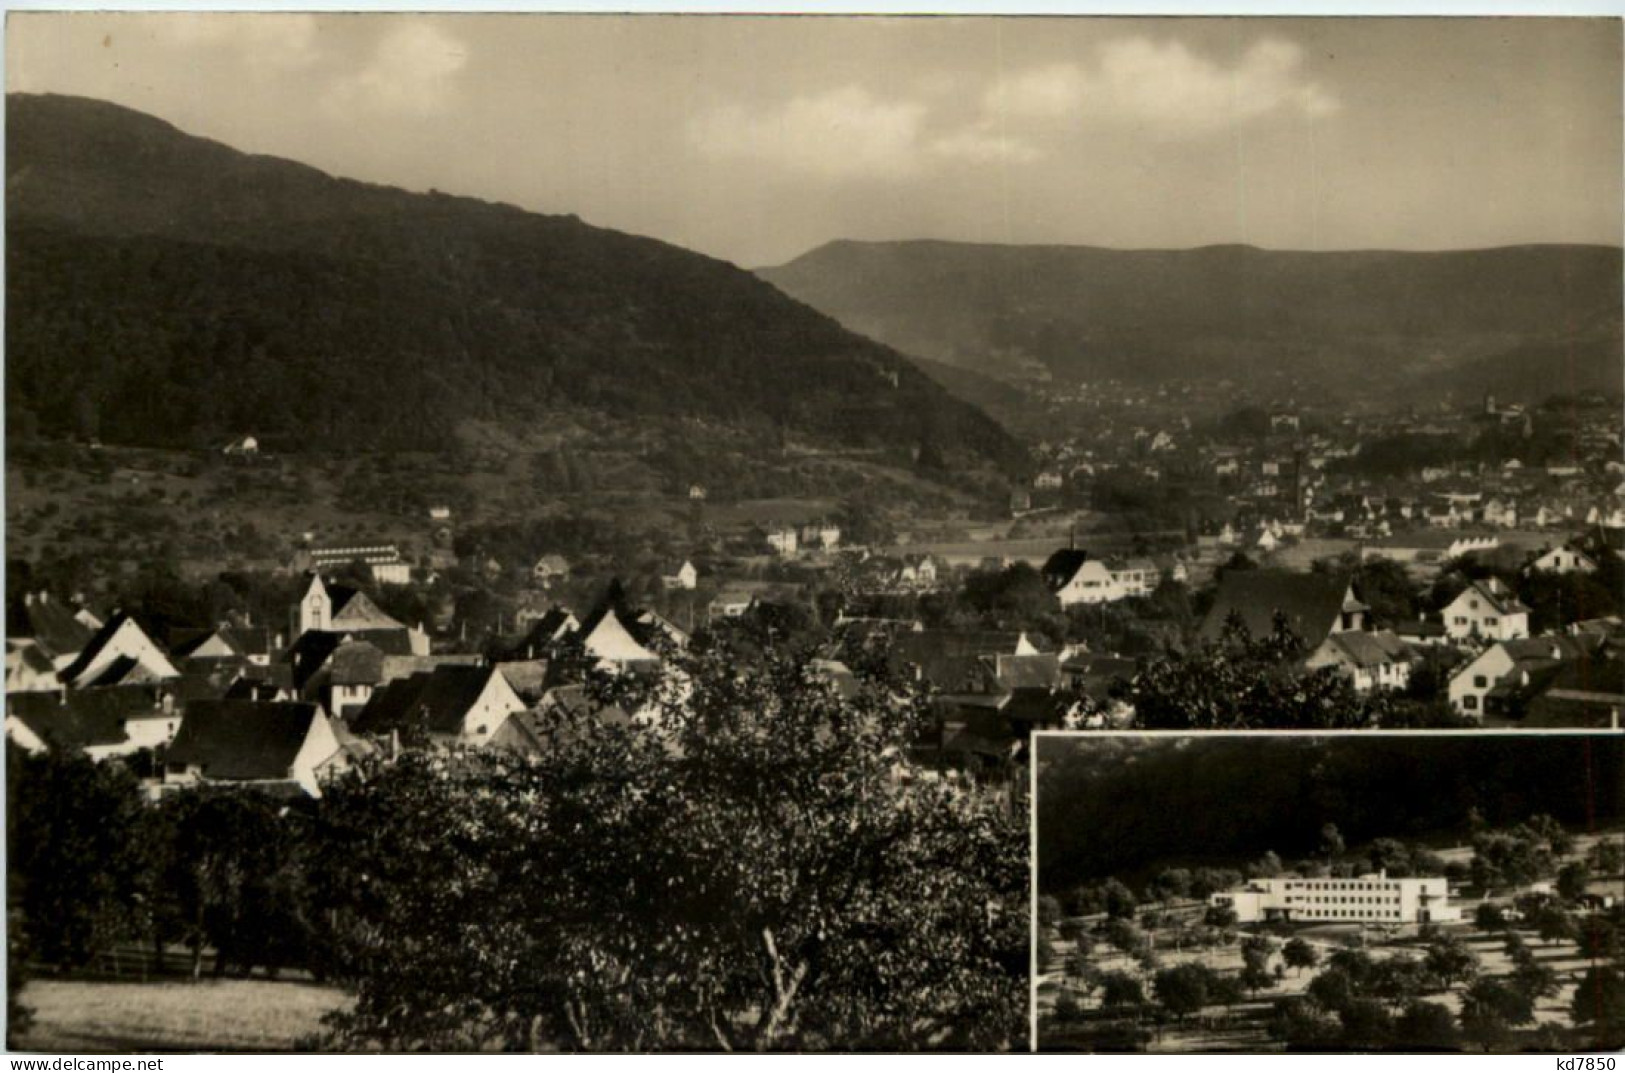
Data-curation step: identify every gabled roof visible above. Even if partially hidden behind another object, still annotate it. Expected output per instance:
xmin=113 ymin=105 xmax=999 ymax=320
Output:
xmin=1523 ymin=651 xmax=1625 ymax=728
xmin=1040 ymin=549 xmax=1092 ymax=589
xmin=1322 ymin=630 xmax=1412 ymax=669
xmin=987 ymin=653 xmax=1061 ymax=692
xmin=329 ymin=641 xmax=385 ymax=686
xmin=169 ymin=701 xmax=322 ymax=781
xmin=1197 ymin=571 xmax=1355 ymax=649
xmin=57 ymin=612 xmax=177 ymax=688
xmin=6 ymin=687 xmax=159 ymax=752
xmin=493 ymin=608 xmax=578 ymax=662
xmin=349 ymin=665 xmax=508 ymax=737
xmin=328 ymin=588 xmax=406 ymax=631
xmin=1457 ymin=577 xmax=1530 ymax=615
xmin=7 ymin=597 xmax=96 ymax=659
xmin=893 ymin=630 xmax=1031 ymax=693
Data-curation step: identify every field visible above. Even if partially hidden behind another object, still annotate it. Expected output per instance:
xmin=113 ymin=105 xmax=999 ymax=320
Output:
xmin=12 ymin=978 xmax=351 ymax=1053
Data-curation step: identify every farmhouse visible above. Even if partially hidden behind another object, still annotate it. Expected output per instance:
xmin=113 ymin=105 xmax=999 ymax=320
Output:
xmin=351 ymin=665 xmax=527 ymax=748
xmin=58 ymin=613 xmax=181 ymax=690
xmin=165 ymin=700 xmax=342 ymax=797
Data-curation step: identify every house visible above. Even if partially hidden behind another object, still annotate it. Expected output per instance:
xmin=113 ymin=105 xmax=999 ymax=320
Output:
xmin=1305 ymin=630 xmax=1416 ymax=693
xmin=1448 ymin=636 xmax=1587 ymax=719
xmin=765 ymin=527 xmax=799 ymax=557
xmin=892 ymin=630 xmax=1042 ymax=694
xmin=307 ymin=544 xmax=411 ymax=586
xmin=1042 ymin=550 xmax=1118 ymax=607
xmin=324 ymin=641 xmax=386 ymax=717
xmin=1522 ymin=648 xmax=1625 ymax=728
xmin=1442 ymin=578 xmax=1530 ymax=643
xmin=799 ymin=522 xmax=842 ymax=551
xmin=662 ymin=559 xmax=699 ymax=591
xmin=58 ymin=613 xmax=181 ymax=690
xmin=575 ymin=602 xmax=662 ymax=672
xmin=688 ymin=484 xmax=708 ymax=501
xmin=222 ymin=435 xmax=259 ymax=456
xmin=5 ymin=687 xmax=167 ymax=761
xmin=165 ymin=700 xmax=342 ymax=797
xmin=6 ymin=592 xmax=98 ymax=689
xmin=1033 ymin=471 xmax=1064 ymax=490
xmin=351 ymin=665 xmax=527 ymax=748
xmin=427 ymin=505 xmax=452 ymax=522
xmin=709 ymin=590 xmax=757 ymax=621
xmin=493 ymin=607 xmax=581 ymax=662
xmin=1197 ymin=571 xmax=1367 ymax=650
xmin=531 ymin=554 xmax=572 ymax=585
xmin=1526 ymin=545 xmax=1598 ymax=576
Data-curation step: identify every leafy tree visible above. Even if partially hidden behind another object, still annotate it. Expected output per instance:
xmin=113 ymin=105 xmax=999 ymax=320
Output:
xmin=1422 ymin=935 xmax=1479 ymax=990
xmin=1051 ymin=989 xmax=1084 ymax=1024
xmin=1319 ymin=823 xmax=1346 ymax=861
xmin=1338 ymin=998 xmax=1395 ymax=1049
xmin=1536 ymin=904 xmax=1577 ymax=946
xmin=1590 ymin=838 xmax=1623 ymax=876
xmin=1576 ymin=914 xmax=1620 ymax=961
xmin=1100 ymin=877 xmax=1138 ymax=920
xmin=7 ymin=748 xmax=146 ymax=969
xmin=1203 ymin=904 xmax=1239 ymax=929
xmin=1557 ymin=860 xmax=1592 ymax=903
xmin=148 ymin=787 xmax=312 ymax=979
xmin=1474 ymin=903 xmax=1508 ymax=931
xmin=1240 ymin=960 xmax=1276 ymax=998
xmin=312 ymin=647 xmax=1026 ymax=1051
xmin=1571 ymin=966 xmax=1625 ymax=1048
xmin=1460 ymin=978 xmax=1534 ymax=1052
xmin=1038 ymin=894 xmax=1063 ymax=927
xmin=1307 ymin=968 xmax=1357 ymax=1013
xmin=1098 ymin=971 xmax=1146 ymax=1010
xmin=1509 ymin=956 xmax=1560 ymax=1003
xmin=1267 ymin=996 xmax=1340 ymax=1048
xmin=1282 ymin=937 xmax=1319 ymax=976
xmin=1396 ymin=999 xmax=1459 ymax=1051
xmin=1153 ymin=963 xmax=1214 ymax=1023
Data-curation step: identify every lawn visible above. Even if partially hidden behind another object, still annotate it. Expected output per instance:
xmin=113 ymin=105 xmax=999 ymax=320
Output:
xmin=12 ymin=978 xmax=352 ymax=1053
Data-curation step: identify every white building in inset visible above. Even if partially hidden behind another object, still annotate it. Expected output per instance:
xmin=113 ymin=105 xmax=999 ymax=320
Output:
xmin=1211 ymin=872 xmax=1461 ymax=925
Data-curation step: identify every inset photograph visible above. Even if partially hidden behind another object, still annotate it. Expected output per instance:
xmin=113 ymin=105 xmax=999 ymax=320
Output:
xmin=1035 ymin=733 xmax=1625 ymax=1053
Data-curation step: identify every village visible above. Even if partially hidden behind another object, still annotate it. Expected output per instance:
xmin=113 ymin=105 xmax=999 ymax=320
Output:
xmin=6 ymin=382 xmax=1624 ymax=804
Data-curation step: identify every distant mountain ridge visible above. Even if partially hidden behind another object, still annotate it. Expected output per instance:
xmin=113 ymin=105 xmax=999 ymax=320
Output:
xmin=759 ymin=238 xmax=1623 ymax=405
xmin=5 ymin=93 xmax=1025 ymax=471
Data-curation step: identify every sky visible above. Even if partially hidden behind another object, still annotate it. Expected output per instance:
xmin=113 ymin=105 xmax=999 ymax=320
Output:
xmin=7 ymin=13 xmax=1622 ymax=266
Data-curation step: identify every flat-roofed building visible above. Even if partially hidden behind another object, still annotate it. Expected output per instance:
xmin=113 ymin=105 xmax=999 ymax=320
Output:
xmin=1210 ymin=871 xmax=1461 ymax=925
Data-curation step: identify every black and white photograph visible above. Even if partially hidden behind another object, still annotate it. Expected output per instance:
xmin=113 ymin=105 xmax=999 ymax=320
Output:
xmin=2 ymin=6 xmax=1622 ymax=1058
xmin=1035 ymin=733 xmax=1625 ymax=1053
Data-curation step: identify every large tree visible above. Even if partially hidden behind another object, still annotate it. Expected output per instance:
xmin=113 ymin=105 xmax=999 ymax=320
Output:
xmin=312 ymin=647 xmax=1027 ymax=1051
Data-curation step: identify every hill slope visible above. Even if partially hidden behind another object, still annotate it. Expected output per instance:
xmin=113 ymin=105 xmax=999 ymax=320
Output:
xmin=5 ymin=94 xmax=1024 ymax=471
xmin=759 ymin=239 xmax=1623 ymax=404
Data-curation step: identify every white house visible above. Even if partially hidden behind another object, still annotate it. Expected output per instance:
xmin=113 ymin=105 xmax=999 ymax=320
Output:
xmin=1448 ymin=636 xmax=1580 ymax=719
xmin=1527 ymin=546 xmax=1598 ymax=576
xmin=662 ymin=560 xmax=699 ymax=591
xmin=1305 ymin=629 xmax=1415 ymax=693
xmin=1443 ymin=578 xmax=1530 ymax=643
xmin=765 ymin=527 xmax=799 ymax=557
xmin=59 ymin=613 xmax=180 ymax=690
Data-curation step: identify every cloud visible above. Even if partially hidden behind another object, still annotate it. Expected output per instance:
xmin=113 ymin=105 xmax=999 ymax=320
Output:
xmin=324 ymin=21 xmax=468 ymax=117
xmin=690 ymin=86 xmax=929 ymax=181
xmin=985 ymin=36 xmax=1339 ymax=138
xmin=152 ymin=13 xmax=321 ymax=71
